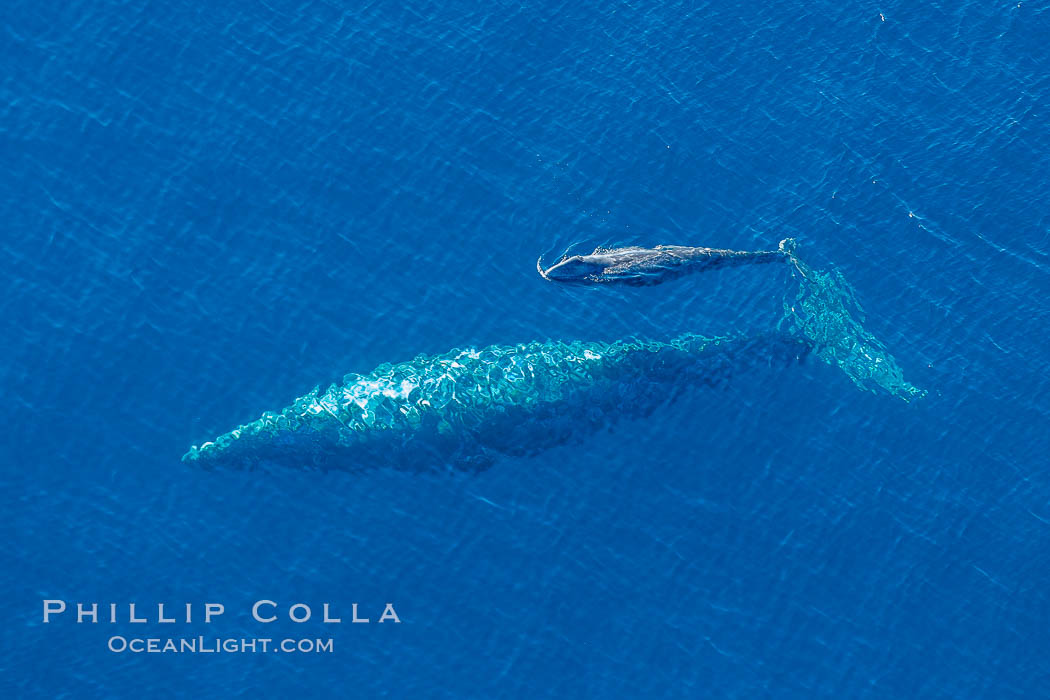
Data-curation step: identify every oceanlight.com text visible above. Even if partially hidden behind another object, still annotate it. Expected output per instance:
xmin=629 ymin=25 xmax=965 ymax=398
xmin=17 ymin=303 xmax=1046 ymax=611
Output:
xmin=107 ymin=636 xmax=334 ymax=654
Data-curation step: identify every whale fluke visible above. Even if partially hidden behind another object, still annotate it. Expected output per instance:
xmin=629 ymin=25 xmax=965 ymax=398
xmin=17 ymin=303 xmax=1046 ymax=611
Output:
xmin=779 ymin=251 xmax=926 ymax=401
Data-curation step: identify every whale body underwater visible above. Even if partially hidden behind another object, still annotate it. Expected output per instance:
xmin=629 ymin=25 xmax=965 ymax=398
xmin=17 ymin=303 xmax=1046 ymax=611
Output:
xmin=184 ymin=241 xmax=925 ymax=471
xmin=184 ymin=333 xmax=807 ymax=471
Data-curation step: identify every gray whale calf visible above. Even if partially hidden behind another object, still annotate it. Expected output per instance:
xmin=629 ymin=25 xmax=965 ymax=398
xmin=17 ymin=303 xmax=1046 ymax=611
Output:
xmin=539 ymin=239 xmax=798 ymax=285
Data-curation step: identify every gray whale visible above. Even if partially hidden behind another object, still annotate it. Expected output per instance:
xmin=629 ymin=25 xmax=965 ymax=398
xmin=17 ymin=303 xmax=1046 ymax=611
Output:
xmin=539 ymin=239 xmax=798 ymax=285
xmin=184 ymin=240 xmax=925 ymax=472
xmin=184 ymin=238 xmax=925 ymax=472
xmin=184 ymin=332 xmax=808 ymax=471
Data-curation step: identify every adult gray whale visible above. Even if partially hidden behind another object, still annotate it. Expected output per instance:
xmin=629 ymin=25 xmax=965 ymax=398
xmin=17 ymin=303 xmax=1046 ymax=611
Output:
xmin=538 ymin=239 xmax=799 ymax=285
xmin=184 ymin=332 xmax=808 ymax=472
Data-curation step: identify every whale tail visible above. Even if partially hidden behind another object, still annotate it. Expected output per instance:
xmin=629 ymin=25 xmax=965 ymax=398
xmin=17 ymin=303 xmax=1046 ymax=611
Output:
xmin=777 ymin=240 xmax=926 ymax=401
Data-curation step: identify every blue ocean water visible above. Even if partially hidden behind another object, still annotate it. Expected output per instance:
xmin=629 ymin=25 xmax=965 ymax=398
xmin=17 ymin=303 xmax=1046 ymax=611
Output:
xmin=4 ymin=0 xmax=1050 ymax=696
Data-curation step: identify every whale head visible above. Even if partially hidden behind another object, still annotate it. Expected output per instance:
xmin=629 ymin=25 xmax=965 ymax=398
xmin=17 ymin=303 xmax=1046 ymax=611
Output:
xmin=540 ymin=254 xmax=606 ymax=282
